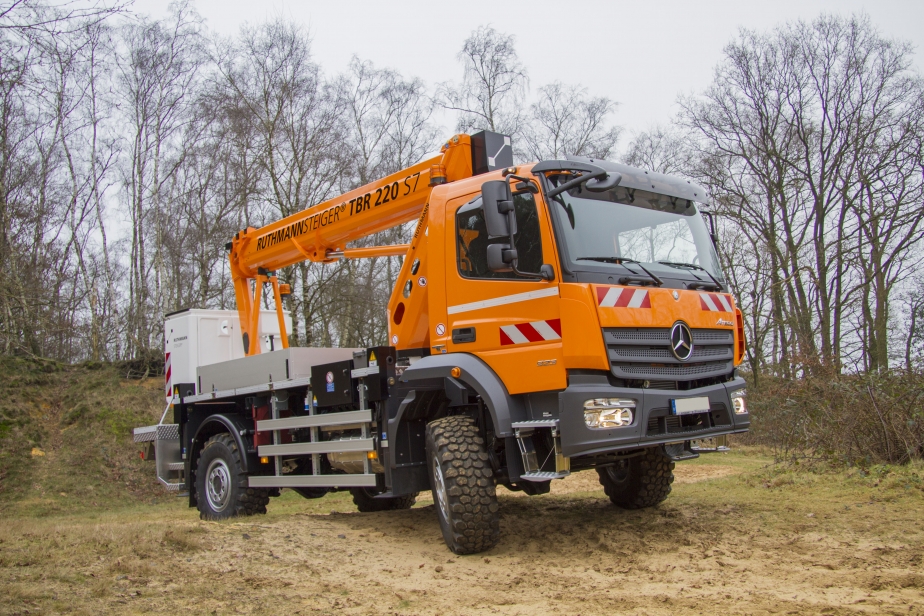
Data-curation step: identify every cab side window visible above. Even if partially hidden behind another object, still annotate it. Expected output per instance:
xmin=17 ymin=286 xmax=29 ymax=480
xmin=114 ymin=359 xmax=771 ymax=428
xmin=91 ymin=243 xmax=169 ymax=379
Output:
xmin=457 ymin=192 xmax=543 ymax=280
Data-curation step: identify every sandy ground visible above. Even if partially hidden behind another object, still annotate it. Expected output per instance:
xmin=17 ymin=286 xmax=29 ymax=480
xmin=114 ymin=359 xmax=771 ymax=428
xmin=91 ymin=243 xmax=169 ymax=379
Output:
xmin=2 ymin=453 xmax=924 ymax=615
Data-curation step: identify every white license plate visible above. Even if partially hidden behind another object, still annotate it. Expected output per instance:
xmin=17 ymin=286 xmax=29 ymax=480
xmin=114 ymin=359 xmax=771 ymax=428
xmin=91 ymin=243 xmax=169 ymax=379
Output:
xmin=671 ymin=396 xmax=711 ymax=415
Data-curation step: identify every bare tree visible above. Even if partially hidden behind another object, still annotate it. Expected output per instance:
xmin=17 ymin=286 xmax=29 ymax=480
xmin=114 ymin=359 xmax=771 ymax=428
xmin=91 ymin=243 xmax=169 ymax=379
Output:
xmin=682 ymin=14 xmax=924 ymax=374
xmin=213 ymin=19 xmax=349 ymax=347
xmin=439 ymin=26 xmax=528 ymax=138
xmin=622 ymin=125 xmax=693 ymax=175
xmin=117 ymin=1 xmax=205 ymax=358
xmin=520 ymin=82 xmax=621 ymax=161
xmin=333 ymin=57 xmax=439 ymax=347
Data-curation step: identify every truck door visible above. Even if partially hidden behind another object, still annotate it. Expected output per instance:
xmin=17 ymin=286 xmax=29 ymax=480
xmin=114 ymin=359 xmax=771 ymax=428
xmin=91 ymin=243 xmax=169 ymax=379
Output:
xmin=445 ymin=189 xmax=565 ymax=394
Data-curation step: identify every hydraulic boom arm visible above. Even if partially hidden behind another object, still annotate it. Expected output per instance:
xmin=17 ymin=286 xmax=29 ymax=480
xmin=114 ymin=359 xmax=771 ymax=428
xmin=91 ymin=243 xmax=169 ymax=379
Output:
xmin=229 ymin=134 xmax=476 ymax=355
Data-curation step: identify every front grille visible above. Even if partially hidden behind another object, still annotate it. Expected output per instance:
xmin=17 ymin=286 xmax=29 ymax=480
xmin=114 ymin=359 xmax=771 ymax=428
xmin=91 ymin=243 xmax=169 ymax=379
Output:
xmin=604 ymin=327 xmax=734 ymax=382
xmin=647 ymin=413 xmax=714 ymax=436
xmin=646 ymin=404 xmax=732 ymax=437
xmin=610 ymin=346 xmax=729 ymax=361
xmin=645 ymin=380 xmax=677 ymax=390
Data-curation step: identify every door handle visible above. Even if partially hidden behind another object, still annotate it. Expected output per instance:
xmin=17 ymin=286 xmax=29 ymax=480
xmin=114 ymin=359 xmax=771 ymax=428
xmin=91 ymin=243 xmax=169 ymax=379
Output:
xmin=452 ymin=327 xmax=476 ymax=343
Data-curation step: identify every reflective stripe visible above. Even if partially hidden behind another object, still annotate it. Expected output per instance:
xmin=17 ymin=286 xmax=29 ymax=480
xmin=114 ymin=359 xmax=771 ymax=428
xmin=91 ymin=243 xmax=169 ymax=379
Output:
xmin=500 ymin=324 xmax=530 ymax=345
xmin=499 ymin=319 xmax=563 ymax=346
xmin=165 ymin=352 xmax=172 ymax=398
xmin=447 ymin=286 xmax=559 ymax=315
xmin=596 ymin=286 xmax=651 ymax=309
xmin=628 ymin=289 xmax=648 ymax=308
xmin=599 ymin=287 xmax=623 ymax=307
xmin=700 ymin=292 xmax=733 ymax=312
xmin=531 ymin=319 xmax=561 ymax=341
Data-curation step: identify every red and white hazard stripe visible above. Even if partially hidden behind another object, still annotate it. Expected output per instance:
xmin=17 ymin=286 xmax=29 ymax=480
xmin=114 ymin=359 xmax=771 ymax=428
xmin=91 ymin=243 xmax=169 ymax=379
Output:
xmin=596 ymin=287 xmax=651 ymax=308
xmin=165 ymin=352 xmax=172 ymax=401
xmin=700 ymin=293 xmax=734 ymax=312
xmin=500 ymin=319 xmax=562 ymax=346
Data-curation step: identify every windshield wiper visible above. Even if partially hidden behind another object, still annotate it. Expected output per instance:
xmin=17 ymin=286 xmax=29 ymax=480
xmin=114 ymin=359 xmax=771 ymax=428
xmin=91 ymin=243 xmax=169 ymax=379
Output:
xmin=577 ymin=256 xmax=632 ymax=264
xmin=576 ymin=257 xmax=663 ymax=286
xmin=657 ymin=261 xmax=724 ymax=291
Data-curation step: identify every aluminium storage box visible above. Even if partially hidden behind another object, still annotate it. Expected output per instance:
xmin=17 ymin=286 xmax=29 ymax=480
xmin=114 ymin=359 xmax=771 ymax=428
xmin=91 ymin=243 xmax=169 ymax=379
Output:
xmin=196 ymin=347 xmax=360 ymax=394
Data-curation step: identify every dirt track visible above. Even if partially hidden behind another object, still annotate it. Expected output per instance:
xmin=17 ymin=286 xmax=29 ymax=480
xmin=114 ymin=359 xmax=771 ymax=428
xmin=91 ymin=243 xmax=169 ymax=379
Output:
xmin=3 ymin=452 xmax=924 ymax=615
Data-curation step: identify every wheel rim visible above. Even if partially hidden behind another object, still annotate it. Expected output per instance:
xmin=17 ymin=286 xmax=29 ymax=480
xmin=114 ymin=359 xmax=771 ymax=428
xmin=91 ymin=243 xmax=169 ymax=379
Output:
xmin=432 ymin=456 xmax=450 ymax=521
xmin=205 ymin=458 xmax=232 ymax=512
xmin=607 ymin=459 xmax=630 ymax=484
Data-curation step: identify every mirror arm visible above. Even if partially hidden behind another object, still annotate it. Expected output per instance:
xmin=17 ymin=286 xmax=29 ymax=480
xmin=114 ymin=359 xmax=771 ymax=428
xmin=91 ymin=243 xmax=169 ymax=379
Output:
xmin=503 ymin=175 xmax=554 ymax=281
xmin=545 ymin=170 xmax=607 ymax=198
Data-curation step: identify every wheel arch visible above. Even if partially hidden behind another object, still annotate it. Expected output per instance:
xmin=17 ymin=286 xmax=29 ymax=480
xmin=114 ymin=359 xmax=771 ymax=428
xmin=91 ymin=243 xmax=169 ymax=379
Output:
xmin=398 ymin=353 xmax=526 ymax=437
xmin=187 ymin=413 xmax=253 ymax=507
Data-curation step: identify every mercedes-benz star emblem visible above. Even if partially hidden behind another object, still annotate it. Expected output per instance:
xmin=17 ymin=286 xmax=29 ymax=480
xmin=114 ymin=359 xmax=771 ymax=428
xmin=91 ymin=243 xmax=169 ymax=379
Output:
xmin=670 ymin=322 xmax=694 ymax=361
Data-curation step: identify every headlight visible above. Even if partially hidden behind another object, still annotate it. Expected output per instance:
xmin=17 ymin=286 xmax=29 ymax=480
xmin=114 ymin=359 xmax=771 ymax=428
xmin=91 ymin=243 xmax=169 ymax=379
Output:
xmin=731 ymin=389 xmax=747 ymax=414
xmin=583 ymin=398 xmax=635 ymax=429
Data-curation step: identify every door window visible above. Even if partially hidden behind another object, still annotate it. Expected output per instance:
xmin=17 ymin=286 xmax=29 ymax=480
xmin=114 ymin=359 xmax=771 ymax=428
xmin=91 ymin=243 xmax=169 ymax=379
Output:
xmin=456 ymin=192 xmax=544 ymax=280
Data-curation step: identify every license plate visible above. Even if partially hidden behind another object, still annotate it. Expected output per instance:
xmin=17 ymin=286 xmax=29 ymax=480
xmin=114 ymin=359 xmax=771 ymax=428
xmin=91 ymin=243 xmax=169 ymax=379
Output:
xmin=670 ymin=396 xmax=710 ymax=415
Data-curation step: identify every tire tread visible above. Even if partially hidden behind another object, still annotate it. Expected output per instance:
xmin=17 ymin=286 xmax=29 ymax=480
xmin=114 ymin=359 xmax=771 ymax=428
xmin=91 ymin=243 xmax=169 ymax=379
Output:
xmin=426 ymin=415 xmax=499 ymax=554
xmin=597 ymin=447 xmax=675 ymax=509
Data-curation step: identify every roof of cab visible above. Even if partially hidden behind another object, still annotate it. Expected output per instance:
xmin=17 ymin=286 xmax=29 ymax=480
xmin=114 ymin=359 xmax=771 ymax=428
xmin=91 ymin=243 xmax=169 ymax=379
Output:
xmin=560 ymin=155 xmax=710 ymax=205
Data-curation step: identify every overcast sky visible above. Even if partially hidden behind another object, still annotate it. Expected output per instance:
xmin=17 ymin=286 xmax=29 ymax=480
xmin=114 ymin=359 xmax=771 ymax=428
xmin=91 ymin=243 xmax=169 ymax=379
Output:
xmin=133 ymin=0 xmax=924 ymax=144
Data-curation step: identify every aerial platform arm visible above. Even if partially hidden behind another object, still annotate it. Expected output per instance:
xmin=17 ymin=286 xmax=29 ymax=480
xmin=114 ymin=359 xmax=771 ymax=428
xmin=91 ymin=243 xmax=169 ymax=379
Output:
xmin=229 ymin=134 xmax=477 ymax=355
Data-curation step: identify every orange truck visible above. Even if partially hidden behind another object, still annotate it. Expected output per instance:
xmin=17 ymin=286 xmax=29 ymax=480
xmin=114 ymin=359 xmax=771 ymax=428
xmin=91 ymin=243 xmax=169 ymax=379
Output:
xmin=135 ymin=131 xmax=748 ymax=554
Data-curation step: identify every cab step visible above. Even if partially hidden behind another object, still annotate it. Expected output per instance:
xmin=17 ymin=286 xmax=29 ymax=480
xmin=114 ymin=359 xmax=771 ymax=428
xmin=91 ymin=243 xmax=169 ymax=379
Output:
xmin=519 ymin=470 xmax=570 ymax=482
xmin=511 ymin=419 xmax=559 ymax=429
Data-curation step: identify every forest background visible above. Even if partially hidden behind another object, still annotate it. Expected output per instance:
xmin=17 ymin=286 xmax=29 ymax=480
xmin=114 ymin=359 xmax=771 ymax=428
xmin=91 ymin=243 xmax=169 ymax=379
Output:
xmin=2 ymin=1 xmax=923 ymax=463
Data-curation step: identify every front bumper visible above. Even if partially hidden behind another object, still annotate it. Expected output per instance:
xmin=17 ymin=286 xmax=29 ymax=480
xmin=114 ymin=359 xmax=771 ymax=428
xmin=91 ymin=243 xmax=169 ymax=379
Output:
xmin=558 ymin=375 xmax=748 ymax=458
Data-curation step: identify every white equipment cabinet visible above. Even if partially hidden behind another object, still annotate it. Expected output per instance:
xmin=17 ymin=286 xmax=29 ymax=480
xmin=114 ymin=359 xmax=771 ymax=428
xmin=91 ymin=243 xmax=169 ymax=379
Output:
xmin=164 ymin=308 xmax=292 ymax=402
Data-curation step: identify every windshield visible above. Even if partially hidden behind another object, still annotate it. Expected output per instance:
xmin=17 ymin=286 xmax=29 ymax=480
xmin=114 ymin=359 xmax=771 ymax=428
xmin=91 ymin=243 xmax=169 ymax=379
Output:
xmin=547 ymin=184 xmax=725 ymax=282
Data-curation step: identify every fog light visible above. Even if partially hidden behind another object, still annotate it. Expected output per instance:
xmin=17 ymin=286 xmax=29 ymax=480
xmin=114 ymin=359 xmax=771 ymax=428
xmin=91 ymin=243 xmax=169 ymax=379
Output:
xmin=583 ymin=398 xmax=635 ymax=429
xmin=731 ymin=389 xmax=747 ymax=414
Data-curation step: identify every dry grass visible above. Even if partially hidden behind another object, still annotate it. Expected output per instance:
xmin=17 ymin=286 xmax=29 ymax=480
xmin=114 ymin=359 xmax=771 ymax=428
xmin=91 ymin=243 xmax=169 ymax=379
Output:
xmin=2 ymin=449 xmax=923 ymax=615
xmin=0 ymin=357 xmax=165 ymax=517
xmin=2 ymin=360 xmax=923 ymax=613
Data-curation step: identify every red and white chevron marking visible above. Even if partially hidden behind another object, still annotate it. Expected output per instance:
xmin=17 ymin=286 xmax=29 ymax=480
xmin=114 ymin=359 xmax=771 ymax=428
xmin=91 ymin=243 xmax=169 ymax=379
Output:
xmin=499 ymin=318 xmax=562 ymax=346
xmin=700 ymin=293 xmax=734 ymax=312
xmin=596 ymin=286 xmax=651 ymax=308
xmin=165 ymin=352 xmax=172 ymax=400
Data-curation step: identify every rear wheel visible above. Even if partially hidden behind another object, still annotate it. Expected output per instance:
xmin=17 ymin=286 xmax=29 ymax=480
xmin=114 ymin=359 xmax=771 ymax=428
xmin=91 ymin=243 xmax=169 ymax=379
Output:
xmin=597 ymin=446 xmax=675 ymax=509
xmin=195 ymin=433 xmax=269 ymax=520
xmin=425 ymin=415 xmax=499 ymax=554
xmin=350 ymin=487 xmax=417 ymax=512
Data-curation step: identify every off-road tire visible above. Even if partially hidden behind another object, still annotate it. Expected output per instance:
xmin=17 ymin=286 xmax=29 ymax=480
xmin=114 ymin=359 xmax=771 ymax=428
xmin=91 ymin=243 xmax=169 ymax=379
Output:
xmin=195 ymin=433 xmax=269 ymax=520
xmin=425 ymin=415 xmax=499 ymax=554
xmin=597 ymin=446 xmax=675 ymax=509
xmin=350 ymin=487 xmax=417 ymax=512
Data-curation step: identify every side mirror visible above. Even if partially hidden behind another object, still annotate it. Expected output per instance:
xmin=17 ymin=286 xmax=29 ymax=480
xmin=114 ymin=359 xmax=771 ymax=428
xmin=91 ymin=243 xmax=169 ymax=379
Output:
xmin=487 ymin=243 xmax=516 ymax=272
xmin=481 ymin=180 xmax=517 ymax=238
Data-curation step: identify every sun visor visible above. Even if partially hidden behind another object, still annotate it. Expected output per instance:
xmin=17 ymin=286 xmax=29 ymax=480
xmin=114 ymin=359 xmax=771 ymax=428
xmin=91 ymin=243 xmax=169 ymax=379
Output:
xmin=563 ymin=155 xmax=710 ymax=205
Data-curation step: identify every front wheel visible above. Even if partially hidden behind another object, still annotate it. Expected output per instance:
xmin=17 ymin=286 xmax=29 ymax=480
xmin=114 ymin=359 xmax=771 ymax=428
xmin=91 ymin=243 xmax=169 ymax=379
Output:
xmin=425 ymin=415 xmax=499 ymax=554
xmin=195 ymin=433 xmax=269 ymax=520
xmin=597 ymin=446 xmax=675 ymax=509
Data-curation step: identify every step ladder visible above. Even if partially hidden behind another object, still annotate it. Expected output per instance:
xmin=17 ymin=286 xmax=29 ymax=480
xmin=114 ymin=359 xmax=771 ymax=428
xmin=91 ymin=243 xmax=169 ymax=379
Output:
xmin=510 ymin=419 xmax=570 ymax=481
xmin=248 ymin=366 xmax=381 ymax=489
